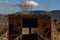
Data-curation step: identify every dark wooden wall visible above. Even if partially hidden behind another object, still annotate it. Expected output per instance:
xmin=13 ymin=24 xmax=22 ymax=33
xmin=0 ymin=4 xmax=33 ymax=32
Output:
xmin=8 ymin=14 xmax=51 ymax=40
xmin=8 ymin=15 xmax=22 ymax=40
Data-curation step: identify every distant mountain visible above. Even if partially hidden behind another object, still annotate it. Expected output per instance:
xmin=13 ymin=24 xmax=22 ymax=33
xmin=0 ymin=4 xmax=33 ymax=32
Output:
xmin=0 ymin=14 xmax=8 ymax=24
xmin=0 ymin=10 xmax=60 ymax=19
xmin=50 ymin=10 xmax=60 ymax=19
xmin=30 ymin=10 xmax=60 ymax=19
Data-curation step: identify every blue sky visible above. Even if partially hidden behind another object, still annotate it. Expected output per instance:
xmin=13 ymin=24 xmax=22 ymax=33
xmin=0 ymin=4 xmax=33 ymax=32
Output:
xmin=0 ymin=0 xmax=60 ymax=14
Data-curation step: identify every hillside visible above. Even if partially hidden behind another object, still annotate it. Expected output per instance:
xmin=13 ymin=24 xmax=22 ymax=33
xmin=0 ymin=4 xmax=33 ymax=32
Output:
xmin=50 ymin=10 xmax=60 ymax=19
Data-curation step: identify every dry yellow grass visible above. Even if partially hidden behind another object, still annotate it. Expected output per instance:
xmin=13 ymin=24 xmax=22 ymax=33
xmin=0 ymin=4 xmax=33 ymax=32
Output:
xmin=51 ymin=22 xmax=60 ymax=40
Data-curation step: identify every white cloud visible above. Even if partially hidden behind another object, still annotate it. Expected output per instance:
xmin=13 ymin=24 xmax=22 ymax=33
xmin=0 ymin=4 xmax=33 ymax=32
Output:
xmin=18 ymin=1 xmax=38 ymax=6
xmin=26 ymin=1 xmax=38 ymax=6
